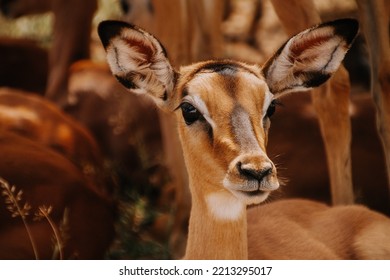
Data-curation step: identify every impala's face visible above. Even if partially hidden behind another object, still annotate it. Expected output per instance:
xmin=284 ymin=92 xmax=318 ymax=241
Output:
xmin=98 ymin=18 xmax=359 ymax=209
xmin=176 ymin=61 xmax=280 ymax=205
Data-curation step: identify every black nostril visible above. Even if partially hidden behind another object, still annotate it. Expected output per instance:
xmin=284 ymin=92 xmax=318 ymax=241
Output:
xmin=237 ymin=162 xmax=272 ymax=182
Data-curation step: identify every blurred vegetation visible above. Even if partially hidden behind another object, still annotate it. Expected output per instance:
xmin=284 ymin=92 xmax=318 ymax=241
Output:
xmin=0 ymin=13 xmax=52 ymax=47
xmin=0 ymin=0 xmax=122 ymax=48
xmin=107 ymin=173 xmax=172 ymax=260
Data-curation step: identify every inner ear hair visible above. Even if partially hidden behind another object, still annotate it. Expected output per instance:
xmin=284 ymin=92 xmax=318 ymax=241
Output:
xmin=262 ymin=18 xmax=359 ymax=96
xmin=98 ymin=20 xmax=177 ymax=110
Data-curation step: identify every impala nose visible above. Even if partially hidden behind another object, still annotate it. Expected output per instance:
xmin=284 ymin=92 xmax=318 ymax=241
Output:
xmin=224 ymin=155 xmax=279 ymax=204
xmin=237 ymin=161 xmax=273 ymax=182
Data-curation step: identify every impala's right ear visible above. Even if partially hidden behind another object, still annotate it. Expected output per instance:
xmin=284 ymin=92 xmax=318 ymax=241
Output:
xmin=98 ymin=20 xmax=177 ymax=110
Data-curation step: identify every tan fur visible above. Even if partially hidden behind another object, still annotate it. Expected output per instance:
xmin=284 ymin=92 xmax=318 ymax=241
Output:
xmin=355 ymin=0 xmax=390 ymax=201
xmin=248 ymin=199 xmax=390 ymax=259
xmin=185 ymin=193 xmax=248 ymax=259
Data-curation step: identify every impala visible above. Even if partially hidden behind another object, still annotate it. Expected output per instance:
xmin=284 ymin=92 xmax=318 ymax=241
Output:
xmin=98 ymin=19 xmax=390 ymax=259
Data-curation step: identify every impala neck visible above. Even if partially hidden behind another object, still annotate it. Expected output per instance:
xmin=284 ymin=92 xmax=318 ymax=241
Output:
xmin=183 ymin=177 xmax=248 ymax=260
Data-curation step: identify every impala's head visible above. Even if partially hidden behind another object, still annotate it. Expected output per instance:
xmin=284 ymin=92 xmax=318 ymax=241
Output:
xmin=98 ymin=19 xmax=358 ymax=207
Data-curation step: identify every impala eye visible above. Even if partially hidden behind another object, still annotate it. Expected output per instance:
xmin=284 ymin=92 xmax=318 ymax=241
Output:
xmin=266 ymin=100 xmax=277 ymax=118
xmin=180 ymin=102 xmax=201 ymax=125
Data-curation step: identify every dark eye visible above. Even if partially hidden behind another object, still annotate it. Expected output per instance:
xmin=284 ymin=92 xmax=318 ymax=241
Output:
xmin=266 ymin=100 xmax=277 ymax=118
xmin=180 ymin=102 xmax=201 ymax=125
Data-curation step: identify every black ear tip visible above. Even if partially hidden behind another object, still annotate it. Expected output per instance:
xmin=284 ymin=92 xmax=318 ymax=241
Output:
xmin=98 ymin=20 xmax=135 ymax=49
xmin=98 ymin=20 xmax=123 ymax=49
xmin=330 ymin=18 xmax=360 ymax=45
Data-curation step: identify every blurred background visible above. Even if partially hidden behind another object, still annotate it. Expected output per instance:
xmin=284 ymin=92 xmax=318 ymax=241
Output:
xmin=0 ymin=0 xmax=388 ymax=260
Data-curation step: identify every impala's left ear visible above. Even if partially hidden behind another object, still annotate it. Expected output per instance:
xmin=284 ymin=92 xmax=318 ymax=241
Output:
xmin=98 ymin=20 xmax=177 ymax=111
xmin=262 ymin=18 xmax=359 ymax=97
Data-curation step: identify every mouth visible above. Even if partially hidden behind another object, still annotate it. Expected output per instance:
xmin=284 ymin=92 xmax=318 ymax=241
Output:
xmin=230 ymin=188 xmax=271 ymax=205
xmin=238 ymin=189 xmax=265 ymax=197
xmin=223 ymin=175 xmax=279 ymax=205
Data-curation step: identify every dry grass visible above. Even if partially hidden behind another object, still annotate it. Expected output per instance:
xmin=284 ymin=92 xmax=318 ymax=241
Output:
xmin=0 ymin=177 xmax=69 ymax=259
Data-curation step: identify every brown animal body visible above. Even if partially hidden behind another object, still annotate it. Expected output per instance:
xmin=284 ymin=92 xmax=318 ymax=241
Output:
xmin=0 ymin=88 xmax=113 ymax=197
xmin=0 ymin=88 xmax=115 ymax=259
xmin=0 ymin=131 xmax=115 ymax=259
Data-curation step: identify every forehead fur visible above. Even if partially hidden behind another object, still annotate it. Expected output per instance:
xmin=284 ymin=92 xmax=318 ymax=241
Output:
xmin=177 ymin=60 xmax=267 ymax=103
xmin=178 ymin=60 xmax=264 ymax=90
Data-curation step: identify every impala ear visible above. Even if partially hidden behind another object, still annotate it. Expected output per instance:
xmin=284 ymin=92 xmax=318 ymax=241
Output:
xmin=98 ymin=20 xmax=177 ymax=110
xmin=262 ymin=18 xmax=359 ymax=97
